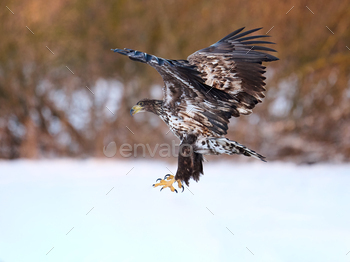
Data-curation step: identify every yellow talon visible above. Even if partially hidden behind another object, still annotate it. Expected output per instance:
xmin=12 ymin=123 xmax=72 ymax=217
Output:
xmin=176 ymin=179 xmax=183 ymax=189
xmin=153 ymin=175 xmax=184 ymax=193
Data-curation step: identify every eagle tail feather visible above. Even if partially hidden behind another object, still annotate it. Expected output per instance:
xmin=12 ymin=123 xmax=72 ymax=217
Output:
xmin=218 ymin=138 xmax=266 ymax=162
xmin=197 ymin=137 xmax=266 ymax=162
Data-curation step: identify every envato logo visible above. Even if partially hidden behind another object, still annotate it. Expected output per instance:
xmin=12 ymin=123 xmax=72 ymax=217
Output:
xmin=103 ymin=140 xmax=193 ymax=158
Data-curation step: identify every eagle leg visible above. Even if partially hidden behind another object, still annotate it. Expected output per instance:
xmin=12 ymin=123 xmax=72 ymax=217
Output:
xmin=152 ymin=174 xmax=183 ymax=193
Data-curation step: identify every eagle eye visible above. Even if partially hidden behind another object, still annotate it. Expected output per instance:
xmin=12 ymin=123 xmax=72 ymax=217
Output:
xmin=138 ymin=102 xmax=144 ymax=106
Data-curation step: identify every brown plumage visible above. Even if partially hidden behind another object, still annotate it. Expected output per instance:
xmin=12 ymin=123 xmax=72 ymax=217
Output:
xmin=113 ymin=27 xmax=278 ymax=188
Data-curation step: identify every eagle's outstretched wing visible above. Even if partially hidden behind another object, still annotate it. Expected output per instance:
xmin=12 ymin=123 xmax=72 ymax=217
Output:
xmin=187 ymin=27 xmax=278 ymax=116
xmin=112 ymin=27 xmax=277 ymax=135
xmin=112 ymin=48 xmax=237 ymax=136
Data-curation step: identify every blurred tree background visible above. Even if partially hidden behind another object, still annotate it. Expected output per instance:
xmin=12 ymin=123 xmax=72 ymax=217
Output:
xmin=0 ymin=0 xmax=349 ymax=162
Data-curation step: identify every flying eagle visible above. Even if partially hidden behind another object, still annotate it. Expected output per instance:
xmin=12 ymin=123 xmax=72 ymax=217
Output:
xmin=112 ymin=27 xmax=278 ymax=192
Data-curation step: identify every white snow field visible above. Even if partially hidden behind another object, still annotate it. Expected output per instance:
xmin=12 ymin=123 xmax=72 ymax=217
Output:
xmin=0 ymin=159 xmax=350 ymax=262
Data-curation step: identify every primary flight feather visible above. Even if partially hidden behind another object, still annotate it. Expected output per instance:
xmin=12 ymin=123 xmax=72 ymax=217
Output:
xmin=112 ymin=27 xmax=278 ymax=192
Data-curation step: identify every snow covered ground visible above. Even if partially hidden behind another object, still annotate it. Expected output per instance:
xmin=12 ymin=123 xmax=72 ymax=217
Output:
xmin=0 ymin=159 xmax=349 ymax=262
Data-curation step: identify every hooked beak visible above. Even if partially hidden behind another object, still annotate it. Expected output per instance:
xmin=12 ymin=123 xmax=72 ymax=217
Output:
xmin=130 ymin=105 xmax=143 ymax=116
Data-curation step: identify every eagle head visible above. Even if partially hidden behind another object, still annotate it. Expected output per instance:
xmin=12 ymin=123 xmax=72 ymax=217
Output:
xmin=130 ymin=99 xmax=163 ymax=116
